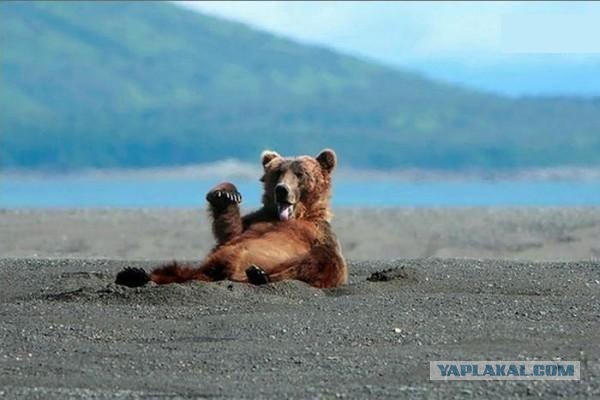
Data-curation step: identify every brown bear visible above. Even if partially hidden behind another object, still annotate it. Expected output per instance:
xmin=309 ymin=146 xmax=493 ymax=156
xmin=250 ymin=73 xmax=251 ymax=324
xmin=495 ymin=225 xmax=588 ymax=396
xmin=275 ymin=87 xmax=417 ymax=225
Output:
xmin=115 ymin=149 xmax=347 ymax=288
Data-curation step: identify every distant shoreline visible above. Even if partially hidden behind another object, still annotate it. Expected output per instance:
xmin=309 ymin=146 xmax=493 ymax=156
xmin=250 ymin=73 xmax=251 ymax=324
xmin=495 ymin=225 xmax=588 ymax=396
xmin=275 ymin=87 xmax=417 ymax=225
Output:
xmin=3 ymin=160 xmax=600 ymax=182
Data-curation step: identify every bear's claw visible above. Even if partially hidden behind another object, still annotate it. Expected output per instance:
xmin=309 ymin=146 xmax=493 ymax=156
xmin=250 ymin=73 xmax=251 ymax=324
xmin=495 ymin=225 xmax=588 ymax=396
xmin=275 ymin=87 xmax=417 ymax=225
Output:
xmin=206 ymin=182 xmax=242 ymax=208
xmin=246 ymin=265 xmax=269 ymax=285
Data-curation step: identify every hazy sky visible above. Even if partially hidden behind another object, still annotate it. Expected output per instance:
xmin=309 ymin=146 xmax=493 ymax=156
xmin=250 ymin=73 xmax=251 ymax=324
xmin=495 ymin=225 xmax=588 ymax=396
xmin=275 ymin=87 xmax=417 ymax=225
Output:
xmin=178 ymin=1 xmax=600 ymax=96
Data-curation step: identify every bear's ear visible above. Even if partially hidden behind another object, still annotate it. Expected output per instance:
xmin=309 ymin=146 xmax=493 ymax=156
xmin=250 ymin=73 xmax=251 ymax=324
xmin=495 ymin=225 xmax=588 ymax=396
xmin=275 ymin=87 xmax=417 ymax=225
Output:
xmin=316 ymin=149 xmax=336 ymax=173
xmin=261 ymin=150 xmax=281 ymax=168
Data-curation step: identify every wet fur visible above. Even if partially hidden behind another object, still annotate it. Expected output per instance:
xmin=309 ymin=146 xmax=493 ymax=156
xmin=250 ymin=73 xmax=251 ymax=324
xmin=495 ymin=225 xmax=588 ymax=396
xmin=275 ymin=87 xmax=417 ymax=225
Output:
xmin=116 ymin=149 xmax=347 ymax=289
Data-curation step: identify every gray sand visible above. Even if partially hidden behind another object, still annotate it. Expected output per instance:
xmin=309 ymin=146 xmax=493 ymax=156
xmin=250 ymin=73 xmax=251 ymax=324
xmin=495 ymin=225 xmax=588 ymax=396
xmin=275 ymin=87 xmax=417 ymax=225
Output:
xmin=1 ymin=209 xmax=600 ymax=398
xmin=2 ymin=208 xmax=600 ymax=261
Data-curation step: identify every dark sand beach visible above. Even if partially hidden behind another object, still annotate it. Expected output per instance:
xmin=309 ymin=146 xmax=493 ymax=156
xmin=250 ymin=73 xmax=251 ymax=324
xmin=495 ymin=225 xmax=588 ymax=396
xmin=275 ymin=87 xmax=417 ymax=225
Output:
xmin=1 ymin=209 xmax=600 ymax=398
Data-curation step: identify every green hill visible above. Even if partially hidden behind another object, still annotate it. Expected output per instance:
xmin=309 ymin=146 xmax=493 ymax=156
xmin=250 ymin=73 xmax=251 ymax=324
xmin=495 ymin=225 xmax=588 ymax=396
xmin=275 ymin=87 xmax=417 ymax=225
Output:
xmin=2 ymin=1 xmax=600 ymax=171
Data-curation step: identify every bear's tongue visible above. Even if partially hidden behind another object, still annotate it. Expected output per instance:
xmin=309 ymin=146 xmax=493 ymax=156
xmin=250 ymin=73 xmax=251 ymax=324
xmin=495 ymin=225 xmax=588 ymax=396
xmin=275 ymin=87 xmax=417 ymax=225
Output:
xmin=277 ymin=204 xmax=293 ymax=221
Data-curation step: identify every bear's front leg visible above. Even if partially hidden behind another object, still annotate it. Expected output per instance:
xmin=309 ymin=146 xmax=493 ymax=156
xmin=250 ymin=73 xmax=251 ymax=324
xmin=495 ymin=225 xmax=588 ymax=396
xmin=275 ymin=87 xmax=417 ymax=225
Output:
xmin=206 ymin=182 xmax=243 ymax=246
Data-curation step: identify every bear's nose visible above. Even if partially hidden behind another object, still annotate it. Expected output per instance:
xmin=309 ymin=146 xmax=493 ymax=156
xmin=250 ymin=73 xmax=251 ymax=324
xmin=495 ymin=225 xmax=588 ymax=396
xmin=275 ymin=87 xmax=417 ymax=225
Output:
xmin=275 ymin=184 xmax=290 ymax=202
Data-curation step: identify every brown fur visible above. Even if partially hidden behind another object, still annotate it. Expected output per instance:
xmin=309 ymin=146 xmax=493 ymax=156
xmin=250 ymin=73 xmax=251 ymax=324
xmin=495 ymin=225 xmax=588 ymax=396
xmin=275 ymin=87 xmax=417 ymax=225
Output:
xmin=117 ymin=149 xmax=347 ymax=289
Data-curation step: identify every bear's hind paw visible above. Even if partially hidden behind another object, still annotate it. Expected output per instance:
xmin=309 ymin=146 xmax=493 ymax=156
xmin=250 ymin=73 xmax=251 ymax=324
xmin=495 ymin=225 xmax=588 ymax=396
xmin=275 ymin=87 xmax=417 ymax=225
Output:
xmin=115 ymin=267 xmax=150 ymax=287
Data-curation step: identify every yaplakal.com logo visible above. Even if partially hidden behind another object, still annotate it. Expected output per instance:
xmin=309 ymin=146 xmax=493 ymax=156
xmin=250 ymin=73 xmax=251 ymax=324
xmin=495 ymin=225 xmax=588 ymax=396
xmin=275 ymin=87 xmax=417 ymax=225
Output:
xmin=430 ymin=361 xmax=580 ymax=381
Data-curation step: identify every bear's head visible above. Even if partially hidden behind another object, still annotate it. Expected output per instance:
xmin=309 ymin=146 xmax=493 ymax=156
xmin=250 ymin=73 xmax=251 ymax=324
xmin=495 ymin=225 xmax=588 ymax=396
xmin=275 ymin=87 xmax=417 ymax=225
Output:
xmin=260 ymin=149 xmax=337 ymax=222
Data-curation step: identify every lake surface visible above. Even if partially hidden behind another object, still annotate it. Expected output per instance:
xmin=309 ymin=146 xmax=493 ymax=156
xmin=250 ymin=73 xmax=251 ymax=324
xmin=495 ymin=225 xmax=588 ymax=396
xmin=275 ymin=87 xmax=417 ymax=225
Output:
xmin=2 ymin=175 xmax=600 ymax=208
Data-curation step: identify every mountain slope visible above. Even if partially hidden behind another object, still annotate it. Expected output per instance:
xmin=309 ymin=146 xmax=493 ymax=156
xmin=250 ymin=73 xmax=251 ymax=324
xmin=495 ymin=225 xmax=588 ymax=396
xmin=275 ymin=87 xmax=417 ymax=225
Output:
xmin=2 ymin=1 xmax=600 ymax=170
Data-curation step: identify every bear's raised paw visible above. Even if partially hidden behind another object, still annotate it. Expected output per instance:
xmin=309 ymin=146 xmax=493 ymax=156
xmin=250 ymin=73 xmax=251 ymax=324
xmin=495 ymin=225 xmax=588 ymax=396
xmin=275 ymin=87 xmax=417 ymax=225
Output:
xmin=206 ymin=182 xmax=242 ymax=208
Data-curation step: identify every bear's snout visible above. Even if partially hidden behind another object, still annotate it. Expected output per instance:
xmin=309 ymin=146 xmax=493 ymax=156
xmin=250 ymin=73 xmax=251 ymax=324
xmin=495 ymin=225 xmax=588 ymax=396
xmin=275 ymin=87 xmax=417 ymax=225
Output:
xmin=275 ymin=184 xmax=291 ymax=203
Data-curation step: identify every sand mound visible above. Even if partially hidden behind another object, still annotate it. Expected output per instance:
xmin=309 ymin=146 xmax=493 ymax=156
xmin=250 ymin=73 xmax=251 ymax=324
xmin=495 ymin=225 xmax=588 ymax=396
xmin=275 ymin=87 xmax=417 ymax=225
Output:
xmin=366 ymin=265 xmax=420 ymax=283
xmin=41 ymin=269 xmax=325 ymax=306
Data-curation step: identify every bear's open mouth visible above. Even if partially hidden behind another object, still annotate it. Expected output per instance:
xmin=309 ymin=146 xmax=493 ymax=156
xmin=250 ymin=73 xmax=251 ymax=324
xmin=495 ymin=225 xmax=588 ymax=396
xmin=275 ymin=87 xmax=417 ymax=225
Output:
xmin=277 ymin=202 xmax=294 ymax=221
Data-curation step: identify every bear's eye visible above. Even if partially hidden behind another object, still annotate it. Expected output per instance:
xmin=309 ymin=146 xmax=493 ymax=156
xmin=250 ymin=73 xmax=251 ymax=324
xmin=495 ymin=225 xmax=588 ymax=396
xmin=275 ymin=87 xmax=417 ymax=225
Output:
xmin=264 ymin=170 xmax=282 ymax=183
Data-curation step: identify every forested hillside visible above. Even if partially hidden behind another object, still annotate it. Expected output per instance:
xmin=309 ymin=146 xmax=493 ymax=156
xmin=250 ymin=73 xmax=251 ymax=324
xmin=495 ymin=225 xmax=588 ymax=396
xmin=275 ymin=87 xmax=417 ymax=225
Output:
xmin=2 ymin=1 xmax=600 ymax=170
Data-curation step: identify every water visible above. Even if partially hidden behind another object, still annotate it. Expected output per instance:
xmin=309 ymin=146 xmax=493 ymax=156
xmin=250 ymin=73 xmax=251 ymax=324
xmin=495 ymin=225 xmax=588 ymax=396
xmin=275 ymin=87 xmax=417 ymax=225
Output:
xmin=2 ymin=175 xmax=599 ymax=208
